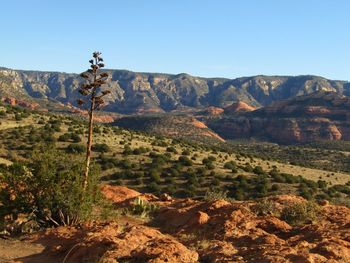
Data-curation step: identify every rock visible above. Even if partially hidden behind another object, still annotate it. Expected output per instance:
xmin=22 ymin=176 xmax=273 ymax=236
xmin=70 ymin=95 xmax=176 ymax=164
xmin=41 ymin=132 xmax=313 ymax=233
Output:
xmin=188 ymin=211 xmax=210 ymax=226
xmin=100 ymin=185 xmax=140 ymax=204
xmin=204 ymin=106 xmax=224 ymax=115
xmin=310 ymin=239 xmax=350 ymax=262
xmin=159 ymin=193 xmax=172 ymax=201
xmin=224 ymin=101 xmax=256 ymax=113
xmin=209 ymin=92 xmax=350 ymax=143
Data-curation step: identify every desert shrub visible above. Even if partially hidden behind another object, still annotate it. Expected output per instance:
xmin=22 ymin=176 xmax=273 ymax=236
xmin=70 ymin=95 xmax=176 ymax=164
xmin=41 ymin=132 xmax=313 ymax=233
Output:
xmin=253 ymin=166 xmax=266 ymax=175
xmin=0 ymin=146 xmax=100 ymax=234
xmin=280 ymin=201 xmax=321 ymax=226
xmin=329 ymin=185 xmax=350 ymax=195
xmin=58 ymin=133 xmax=71 ymax=142
xmin=270 ymin=184 xmax=280 ymax=192
xmin=126 ymin=197 xmax=158 ymax=218
xmin=204 ymin=189 xmax=229 ymax=201
xmin=166 ymin=146 xmax=177 ymax=153
xmin=149 ymin=169 xmax=161 ymax=183
xmin=282 ymin=173 xmax=300 ymax=184
xmin=182 ymin=149 xmax=190 ymax=156
xmin=92 ymin=143 xmax=110 ymax=153
xmin=147 ymin=182 xmax=161 ymax=195
xmin=252 ymin=199 xmax=279 ymax=216
xmin=118 ymin=159 xmax=133 ymax=169
xmin=70 ymin=133 xmax=81 ymax=143
xmin=224 ymin=161 xmax=236 ymax=170
xmin=242 ymin=163 xmax=253 ymax=172
xmin=66 ymin=143 xmax=86 ymax=154
xmin=178 ymin=156 xmax=193 ymax=166
xmin=132 ymin=147 xmax=148 ymax=155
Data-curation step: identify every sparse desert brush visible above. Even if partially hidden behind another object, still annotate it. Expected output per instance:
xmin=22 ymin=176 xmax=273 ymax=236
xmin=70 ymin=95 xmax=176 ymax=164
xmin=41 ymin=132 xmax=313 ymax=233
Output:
xmin=204 ymin=189 xmax=230 ymax=201
xmin=252 ymin=198 xmax=280 ymax=216
xmin=281 ymin=201 xmax=321 ymax=226
xmin=126 ymin=197 xmax=158 ymax=219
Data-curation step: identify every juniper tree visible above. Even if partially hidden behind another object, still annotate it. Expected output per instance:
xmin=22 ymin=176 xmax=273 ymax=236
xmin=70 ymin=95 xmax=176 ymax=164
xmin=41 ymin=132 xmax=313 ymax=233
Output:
xmin=78 ymin=51 xmax=110 ymax=190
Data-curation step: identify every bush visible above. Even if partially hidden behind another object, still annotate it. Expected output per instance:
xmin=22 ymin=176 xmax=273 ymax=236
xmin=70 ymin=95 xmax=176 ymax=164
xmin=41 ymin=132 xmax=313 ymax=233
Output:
xmin=178 ymin=156 xmax=193 ymax=166
xmin=0 ymin=146 xmax=100 ymax=234
xmin=66 ymin=143 xmax=86 ymax=154
xmin=281 ymin=201 xmax=321 ymax=226
xmin=92 ymin=143 xmax=110 ymax=153
xmin=126 ymin=197 xmax=158 ymax=218
xmin=224 ymin=161 xmax=236 ymax=170
xmin=252 ymin=199 xmax=279 ymax=216
xmin=204 ymin=189 xmax=229 ymax=201
xmin=166 ymin=147 xmax=177 ymax=153
xmin=182 ymin=149 xmax=190 ymax=156
xmin=253 ymin=166 xmax=265 ymax=175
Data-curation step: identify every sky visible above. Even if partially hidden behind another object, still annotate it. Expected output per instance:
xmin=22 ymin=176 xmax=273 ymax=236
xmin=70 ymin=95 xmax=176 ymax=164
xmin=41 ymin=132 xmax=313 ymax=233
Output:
xmin=1 ymin=0 xmax=349 ymax=80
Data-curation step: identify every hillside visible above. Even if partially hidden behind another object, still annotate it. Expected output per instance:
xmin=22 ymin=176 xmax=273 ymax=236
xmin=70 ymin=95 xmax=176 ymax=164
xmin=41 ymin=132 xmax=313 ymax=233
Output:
xmin=0 ymin=103 xmax=349 ymax=202
xmin=1 ymin=67 xmax=350 ymax=114
xmin=207 ymin=92 xmax=350 ymax=144
xmin=114 ymin=114 xmax=225 ymax=143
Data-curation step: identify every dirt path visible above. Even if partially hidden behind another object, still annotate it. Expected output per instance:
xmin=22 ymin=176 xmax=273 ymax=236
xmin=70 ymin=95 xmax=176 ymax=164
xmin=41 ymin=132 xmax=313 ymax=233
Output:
xmin=0 ymin=238 xmax=45 ymax=263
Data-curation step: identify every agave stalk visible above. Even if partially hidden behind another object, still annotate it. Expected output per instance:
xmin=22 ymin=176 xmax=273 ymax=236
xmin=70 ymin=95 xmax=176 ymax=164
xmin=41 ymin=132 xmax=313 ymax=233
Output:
xmin=78 ymin=52 xmax=110 ymax=191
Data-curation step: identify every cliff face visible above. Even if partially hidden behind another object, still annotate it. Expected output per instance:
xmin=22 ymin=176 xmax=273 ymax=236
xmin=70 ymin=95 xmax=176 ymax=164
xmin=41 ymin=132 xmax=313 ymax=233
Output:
xmin=1 ymin=67 xmax=349 ymax=114
xmin=208 ymin=92 xmax=350 ymax=144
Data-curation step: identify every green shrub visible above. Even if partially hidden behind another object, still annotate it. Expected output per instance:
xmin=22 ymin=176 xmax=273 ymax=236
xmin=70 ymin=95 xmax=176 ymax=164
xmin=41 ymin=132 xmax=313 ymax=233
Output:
xmin=166 ymin=147 xmax=177 ymax=153
xmin=224 ymin=161 xmax=236 ymax=170
xmin=66 ymin=143 xmax=86 ymax=154
xmin=281 ymin=201 xmax=321 ymax=226
xmin=182 ymin=149 xmax=190 ymax=156
xmin=148 ymin=182 xmax=161 ymax=195
xmin=178 ymin=156 xmax=193 ymax=166
xmin=0 ymin=146 xmax=100 ymax=234
xmin=126 ymin=197 xmax=158 ymax=218
xmin=252 ymin=199 xmax=279 ymax=216
xmin=92 ymin=143 xmax=110 ymax=153
xmin=204 ymin=189 xmax=229 ymax=201
xmin=253 ymin=166 xmax=265 ymax=175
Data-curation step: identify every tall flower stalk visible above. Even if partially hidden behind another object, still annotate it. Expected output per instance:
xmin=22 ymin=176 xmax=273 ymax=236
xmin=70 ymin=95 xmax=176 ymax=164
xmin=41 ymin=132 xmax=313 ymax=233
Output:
xmin=78 ymin=52 xmax=110 ymax=191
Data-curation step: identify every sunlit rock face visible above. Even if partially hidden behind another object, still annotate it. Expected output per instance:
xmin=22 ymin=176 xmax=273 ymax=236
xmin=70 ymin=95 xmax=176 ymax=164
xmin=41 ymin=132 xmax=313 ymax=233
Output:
xmin=1 ymin=67 xmax=349 ymax=114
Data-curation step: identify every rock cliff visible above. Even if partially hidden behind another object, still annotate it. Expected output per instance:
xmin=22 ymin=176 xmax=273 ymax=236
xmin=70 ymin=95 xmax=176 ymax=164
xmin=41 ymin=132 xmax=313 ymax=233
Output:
xmin=1 ymin=67 xmax=349 ymax=114
xmin=208 ymin=92 xmax=350 ymax=143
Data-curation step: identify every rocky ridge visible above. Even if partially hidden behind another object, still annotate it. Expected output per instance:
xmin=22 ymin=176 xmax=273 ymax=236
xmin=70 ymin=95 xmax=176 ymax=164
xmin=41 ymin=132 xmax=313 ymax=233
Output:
xmin=207 ymin=92 xmax=350 ymax=143
xmin=1 ymin=67 xmax=350 ymax=114
xmin=9 ymin=186 xmax=350 ymax=263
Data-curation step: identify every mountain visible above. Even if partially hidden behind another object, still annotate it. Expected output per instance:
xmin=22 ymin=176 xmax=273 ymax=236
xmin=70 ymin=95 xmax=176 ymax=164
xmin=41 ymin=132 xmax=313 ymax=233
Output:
xmin=1 ymin=67 xmax=349 ymax=114
xmin=207 ymin=91 xmax=350 ymax=143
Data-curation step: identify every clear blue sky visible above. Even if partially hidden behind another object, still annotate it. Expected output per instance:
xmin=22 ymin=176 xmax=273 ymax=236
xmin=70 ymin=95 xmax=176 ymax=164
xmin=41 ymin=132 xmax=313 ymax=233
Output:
xmin=1 ymin=0 xmax=349 ymax=80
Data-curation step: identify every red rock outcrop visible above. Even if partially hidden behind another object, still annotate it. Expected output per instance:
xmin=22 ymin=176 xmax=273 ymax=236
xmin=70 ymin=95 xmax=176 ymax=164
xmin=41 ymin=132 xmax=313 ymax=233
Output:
xmin=224 ymin=101 xmax=256 ymax=113
xmin=204 ymin=106 xmax=224 ymax=115
xmin=208 ymin=92 xmax=350 ymax=143
xmin=0 ymin=97 xmax=39 ymax=110
xmin=154 ymin=195 xmax=350 ymax=262
xmin=20 ymin=223 xmax=198 ymax=263
xmin=7 ymin=187 xmax=350 ymax=263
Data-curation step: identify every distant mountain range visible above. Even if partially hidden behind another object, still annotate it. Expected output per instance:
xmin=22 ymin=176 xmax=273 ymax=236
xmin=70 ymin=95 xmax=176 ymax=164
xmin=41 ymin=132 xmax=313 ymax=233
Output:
xmin=1 ymin=67 xmax=349 ymax=114
xmin=2 ymin=67 xmax=350 ymax=144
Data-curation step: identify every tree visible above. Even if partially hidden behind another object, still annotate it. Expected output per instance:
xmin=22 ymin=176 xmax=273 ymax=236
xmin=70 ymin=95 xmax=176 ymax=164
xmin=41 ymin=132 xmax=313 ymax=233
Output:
xmin=78 ymin=52 xmax=110 ymax=191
